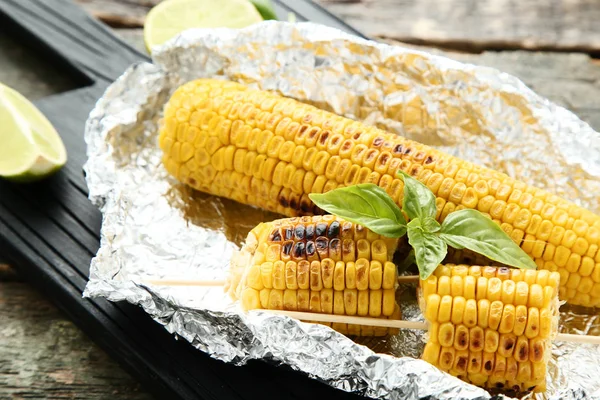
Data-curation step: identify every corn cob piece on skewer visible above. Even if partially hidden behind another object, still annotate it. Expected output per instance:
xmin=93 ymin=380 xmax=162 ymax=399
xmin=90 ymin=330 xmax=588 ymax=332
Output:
xmin=420 ymin=264 xmax=560 ymax=393
xmin=159 ymin=78 xmax=600 ymax=307
xmin=227 ymin=215 xmax=402 ymax=336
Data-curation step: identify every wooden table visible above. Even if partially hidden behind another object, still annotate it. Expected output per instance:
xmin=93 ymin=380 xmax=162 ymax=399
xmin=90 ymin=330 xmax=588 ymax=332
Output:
xmin=2 ymin=0 xmax=600 ymax=398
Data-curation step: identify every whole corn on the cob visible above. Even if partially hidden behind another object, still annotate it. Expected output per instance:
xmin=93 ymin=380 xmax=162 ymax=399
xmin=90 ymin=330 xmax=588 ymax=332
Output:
xmin=159 ymin=78 xmax=600 ymax=307
xmin=420 ymin=264 xmax=560 ymax=393
xmin=227 ymin=215 xmax=401 ymax=336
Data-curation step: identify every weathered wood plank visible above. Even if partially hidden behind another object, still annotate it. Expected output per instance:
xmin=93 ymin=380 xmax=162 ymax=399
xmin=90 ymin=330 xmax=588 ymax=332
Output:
xmin=316 ymin=0 xmax=600 ymax=55
xmin=76 ymin=0 xmax=600 ymax=55
xmin=0 ymin=280 xmax=151 ymax=400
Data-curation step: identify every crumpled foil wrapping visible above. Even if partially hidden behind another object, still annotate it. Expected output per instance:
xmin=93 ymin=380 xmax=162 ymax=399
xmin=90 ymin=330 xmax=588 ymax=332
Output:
xmin=83 ymin=21 xmax=600 ymax=400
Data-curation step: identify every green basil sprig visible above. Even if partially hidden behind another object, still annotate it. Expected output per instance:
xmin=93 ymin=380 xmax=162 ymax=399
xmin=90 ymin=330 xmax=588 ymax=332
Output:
xmin=308 ymin=172 xmax=537 ymax=280
xmin=309 ymin=184 xmax=407 ymax=238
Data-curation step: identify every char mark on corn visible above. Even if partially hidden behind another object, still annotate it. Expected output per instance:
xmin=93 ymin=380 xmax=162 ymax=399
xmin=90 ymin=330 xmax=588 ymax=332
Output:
xmin=228 ymin=215 xmax=401 ymax=336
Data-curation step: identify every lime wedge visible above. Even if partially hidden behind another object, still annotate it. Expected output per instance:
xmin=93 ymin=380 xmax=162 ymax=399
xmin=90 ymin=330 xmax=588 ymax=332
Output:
xmin=144 ymin=0 xmax=264 ymax=53
xmin=0 ymin=83 xmax=67 ymax=182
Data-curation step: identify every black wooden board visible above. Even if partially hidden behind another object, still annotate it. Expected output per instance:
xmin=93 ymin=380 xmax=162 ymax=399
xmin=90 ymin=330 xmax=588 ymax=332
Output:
xmin=0 ymin=1 xmax=371 ymax=399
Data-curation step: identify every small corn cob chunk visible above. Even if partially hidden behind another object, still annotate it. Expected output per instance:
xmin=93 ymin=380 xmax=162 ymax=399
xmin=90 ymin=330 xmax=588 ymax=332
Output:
xmin=228 ymin=215 xmax=401 ymax=336
xmin=421 ymin=265 xmax=560 ymax=393
xmin=160 ymin=78 xmax=600 ymax=307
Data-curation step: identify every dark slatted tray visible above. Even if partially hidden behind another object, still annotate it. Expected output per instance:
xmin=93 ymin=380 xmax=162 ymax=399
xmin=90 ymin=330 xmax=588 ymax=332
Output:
xmin=0 ymin=1 xmax=369 ymax=398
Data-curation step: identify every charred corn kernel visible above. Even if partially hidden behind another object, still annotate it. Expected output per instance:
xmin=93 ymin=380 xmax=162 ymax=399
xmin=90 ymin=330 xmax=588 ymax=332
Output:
xmin=493 ymin=354 xmax=507 ymax=378
xmin=164 ymin=79 xmax=600 ymax=306
xmin=525 ymin=308 xmax=540 ymax=339
xmin=470 ymin=327 xmax=484 ymax=352
xmin=439 ymin=347 xmax=456 ymax=371
xmin=454 ymin=325 xmax=469 ymax=351
xmin=529 ymin=337 xmax=545 ymax=363
xmin=514 ymin=335 xmax=529 ymax=362
xmin=439 ymin=322 xmax=455 ymax=347
xmin=230 ymin=216 xmax=401 ymax=335
xmin=498 ymin=333 xmax=517 ymax=357
xmin=453 ymin=350 xmax=470 ymax=374
xmin=482 ymin=351 xmax=495 ymax=376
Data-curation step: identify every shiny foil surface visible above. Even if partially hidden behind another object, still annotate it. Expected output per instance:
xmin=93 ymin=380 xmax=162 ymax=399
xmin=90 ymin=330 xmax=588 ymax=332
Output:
xmin=83 ymin=22 xmax=600 ymax=400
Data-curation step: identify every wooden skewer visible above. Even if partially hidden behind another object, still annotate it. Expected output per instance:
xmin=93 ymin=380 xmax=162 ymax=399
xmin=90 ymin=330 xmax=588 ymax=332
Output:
xmin=259 ymin=309 xmax=600 ymax=345
xmin=267 ymin=309 xmax=429 ymax=330
xmin=142 ymin=277 xmax=600 ymax=345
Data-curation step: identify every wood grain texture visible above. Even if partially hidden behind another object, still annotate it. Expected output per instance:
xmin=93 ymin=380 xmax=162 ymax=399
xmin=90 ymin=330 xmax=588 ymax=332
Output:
xmin=0 ymin=281 xmax=151 ymax=400
xmin=316 ymin=0 xmax=600 ymax=55
xmin=76 ymin=0 xmax=600 ymax=54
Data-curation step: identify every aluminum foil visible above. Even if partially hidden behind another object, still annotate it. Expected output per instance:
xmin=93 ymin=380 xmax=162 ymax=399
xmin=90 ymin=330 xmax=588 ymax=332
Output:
xmin=83 ymin=21 xmax=600 ymax=400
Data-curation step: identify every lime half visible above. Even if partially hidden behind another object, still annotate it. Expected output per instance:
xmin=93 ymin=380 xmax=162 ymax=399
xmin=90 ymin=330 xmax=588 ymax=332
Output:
xmin=0 ymin=83 xmax=67 ymax=182
xmin=144 ymin=0 xmax=264 ymax=53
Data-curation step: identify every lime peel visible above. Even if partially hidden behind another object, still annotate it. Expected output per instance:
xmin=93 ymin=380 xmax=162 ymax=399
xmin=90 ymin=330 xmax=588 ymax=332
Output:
xmin=144 ymin=0 xmax=265 ymax=54
xmin=0 ymin=83 xmax=67 ymax=182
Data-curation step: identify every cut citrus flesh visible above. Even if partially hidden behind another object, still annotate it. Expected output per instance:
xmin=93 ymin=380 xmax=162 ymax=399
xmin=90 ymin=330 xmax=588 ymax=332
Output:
xmin=144 ymin=0 xmax=264 ymax=53
xmin=0 ymin=83 xmax=67 ymax=182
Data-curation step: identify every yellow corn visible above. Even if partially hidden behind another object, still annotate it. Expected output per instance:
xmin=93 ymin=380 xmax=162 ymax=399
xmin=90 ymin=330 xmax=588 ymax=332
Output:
xmin=420 ymin=265 xmax=559 ymax=393
xmin=160 ymin=78 xmax=600 ymax=307
xmin=228 ymin=215 xmax=400 ymax=336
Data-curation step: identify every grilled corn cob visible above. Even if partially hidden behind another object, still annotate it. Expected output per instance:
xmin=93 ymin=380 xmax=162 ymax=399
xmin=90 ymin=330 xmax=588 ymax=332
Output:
xmin=420 ymin=265 xmax=559 ymax=393
xmin=160 ymin=78 xmax=600 ymax=307
xmin=227 ymin=215 xmax=401 ymax=336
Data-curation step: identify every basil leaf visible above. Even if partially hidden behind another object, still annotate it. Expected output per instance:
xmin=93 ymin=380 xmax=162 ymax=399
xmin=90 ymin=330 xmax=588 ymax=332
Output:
xmin=439 ymin=209 xmax=537 ymax=270
xmin=309 ymin=184 xmax=407 ymax=238
xmin=421 ymin=217 xmax=441 ymax=232
xmin=407 ymin=219 xmax=447 ymax=280
xmin=397 ymin=170 xmax=437 ymax=221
